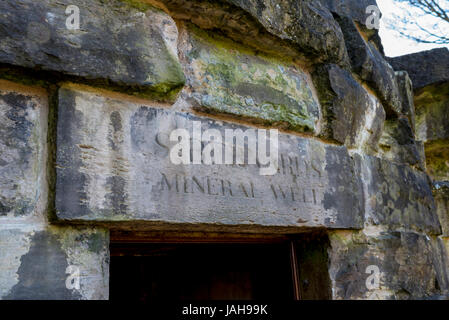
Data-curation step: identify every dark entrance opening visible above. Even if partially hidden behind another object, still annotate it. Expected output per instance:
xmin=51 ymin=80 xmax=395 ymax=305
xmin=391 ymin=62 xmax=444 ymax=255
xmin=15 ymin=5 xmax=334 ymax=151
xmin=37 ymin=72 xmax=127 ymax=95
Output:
xmin=109 ymin=232 xmax=331 ymax=301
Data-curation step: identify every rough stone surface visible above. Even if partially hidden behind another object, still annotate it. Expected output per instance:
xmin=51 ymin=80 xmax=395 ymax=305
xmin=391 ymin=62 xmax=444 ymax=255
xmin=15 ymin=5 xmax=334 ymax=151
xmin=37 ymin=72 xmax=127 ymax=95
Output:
xmin=320 ymin=0 xmax=379 ymax=26
xmin=313 ymin=64 xmax=385 ymax=152
xmin=378 ymin=70 xmax=425 ymax=169
xmin=0 ymin=0 xmax=185 ymax=100
xmin=55 ymin=85 xmax=364 ymax=231
xmin=157 ymin=0 xmax=307 ymax=60
xmin=434 ymin=182 xmax=449 ymax=237
xmin=180 ymin=25 xmax=321 ymax=133
xmin=394 ymin=48 xmax=449 ymax=183
xmin=328 ymin=230 xmax=448 ymax=299
xmin=414 ymin=82 xmax=449 ymax=142
xmin=360 ymin=155 xmax=440 ymax=234
xmin=0 ymin=228 xmax=33 ymax=297
xmin=387 ymin=48 xmax=449 ymax=89
xmin=379 ymin=117 xmax=425 ymax=170
xmin=438 ymin=236 xmax=449 ymax=295
xmin=225 ymin=0 xmax=350 ymax=65
xmin=426 ymin=144 xmax=449 ymax=182
xmin=336 ymin=16 xmax=401 ymax=115
xmin=414 ymin=82 xmax=449 ymax=181
xmin=0 ymin=80 xmax=48 ymax=218
xmin=395 ymin=71 xmax=416 ymax=131
xmin=320 ymin=0 xmax=384 ymax=55
xmin=0 ymin=226 xmax=109 ymax=300
xmin=425 ymin=140 xmax=449 ymax=182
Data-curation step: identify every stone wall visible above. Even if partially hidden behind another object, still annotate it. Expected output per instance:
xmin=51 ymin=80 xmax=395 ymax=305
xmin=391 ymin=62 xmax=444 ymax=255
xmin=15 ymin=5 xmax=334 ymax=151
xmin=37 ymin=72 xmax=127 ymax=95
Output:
xmin=388 ymin=48 xmax=449 ymax=299
xmin=0 ymin=0 xmax=448 ymax=300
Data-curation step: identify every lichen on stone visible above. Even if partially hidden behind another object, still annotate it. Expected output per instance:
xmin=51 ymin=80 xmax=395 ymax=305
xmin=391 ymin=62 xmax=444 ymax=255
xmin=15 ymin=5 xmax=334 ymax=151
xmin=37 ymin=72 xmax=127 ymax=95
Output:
xmin=181 ymin=25 xmax=321 ymax=133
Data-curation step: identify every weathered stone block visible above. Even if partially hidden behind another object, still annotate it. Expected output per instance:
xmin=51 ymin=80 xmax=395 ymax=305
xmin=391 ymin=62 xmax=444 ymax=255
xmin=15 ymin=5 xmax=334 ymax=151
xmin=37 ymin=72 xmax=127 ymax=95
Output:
xmin=0 ymin=226 xmax=109 ymax=300
xmin=360 ymin=155 xmax=440 ymax=234
xmin=395 ymin=71 xmax=416 ymax=131
xmin=436 ymin=236 xmax=449 ymax=295
xmin=434 ymin=182 xmax=449 ymax=237
xmin=379 ymin=117 xmax=425 ymax=169
xmin=387 ymin=48 xmax=449 ymax=89
xmin=336 ymin=16 xmax=401 ymax=115
xmin=414 ymin=82 xmax=449 ymax=181
xmin=415 ymin=82 xmax=449 ymax=143
xmin=158 ymin=0 xmax=306 ymax=61
xmin=0 ymin=80 xmax=48 ymax=218
xmin=321 ymin=0 xmax=384 ymax=55
xmin=320 ymin=0 xmax=379 ymax=27
xmin=312 ymin=64 xmax=385 ymax=152
xmin=425 ymin=140 xmax=449 ymax=181
xmin=55 ymin=85 xmax=364 ymax=231
xmin=225 ymin=0 xmax=350 ymax=65
xmin=180 ymin=26 xmax=321 ymax=133
xmin=0 ymin=0 xmax=185 ymax=100
xmin=378 ymin=71 xmax=424 ymax=168
xmin=328 ymin=230 xmax=446 ymax=299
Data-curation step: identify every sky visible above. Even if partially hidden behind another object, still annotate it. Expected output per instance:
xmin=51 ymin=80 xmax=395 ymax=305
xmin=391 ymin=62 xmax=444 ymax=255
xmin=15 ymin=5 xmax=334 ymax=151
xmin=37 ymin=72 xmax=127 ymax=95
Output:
xmin=378 ymin=0 xmax=449 ymax=57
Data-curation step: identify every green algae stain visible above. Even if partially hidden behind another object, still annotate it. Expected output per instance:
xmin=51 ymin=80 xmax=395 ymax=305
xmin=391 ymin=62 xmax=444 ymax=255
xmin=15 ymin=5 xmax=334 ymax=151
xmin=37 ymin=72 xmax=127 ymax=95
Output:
xmin=426 ymin=139 xmax=449 ymax=180
xmin=185 ymin=25 xmax=320 ymax=133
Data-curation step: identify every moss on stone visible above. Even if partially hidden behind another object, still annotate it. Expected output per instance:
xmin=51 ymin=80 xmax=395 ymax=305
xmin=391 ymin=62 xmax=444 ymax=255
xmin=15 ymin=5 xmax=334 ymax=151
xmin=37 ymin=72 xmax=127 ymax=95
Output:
xmin=185 ymin=24 xmax=319 ymax=133
xmin=426 ymin=139 xmax=449 ymax=180
xmin=117 ymin=0 xmax=158 ymax=12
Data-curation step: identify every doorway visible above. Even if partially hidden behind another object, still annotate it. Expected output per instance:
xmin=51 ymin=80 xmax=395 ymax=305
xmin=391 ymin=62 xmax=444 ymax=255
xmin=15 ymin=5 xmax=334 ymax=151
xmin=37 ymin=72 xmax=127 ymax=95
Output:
xmin=109 ymin=232 xmax=331 ymax=301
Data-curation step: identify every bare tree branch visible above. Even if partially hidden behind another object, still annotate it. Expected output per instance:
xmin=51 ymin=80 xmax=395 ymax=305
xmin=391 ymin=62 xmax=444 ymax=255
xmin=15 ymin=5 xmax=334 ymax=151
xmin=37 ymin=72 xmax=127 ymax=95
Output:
xmin=389 ymin=0 xmax=449 ymax=44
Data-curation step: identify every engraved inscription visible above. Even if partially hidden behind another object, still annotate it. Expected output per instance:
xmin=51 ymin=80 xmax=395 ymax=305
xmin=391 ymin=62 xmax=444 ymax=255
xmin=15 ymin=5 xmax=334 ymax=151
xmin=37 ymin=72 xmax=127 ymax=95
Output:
xmin=56 ymin=87 xmax=364 ymax=229
xmin=152 ymin=172 xmax=256 ymax=199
